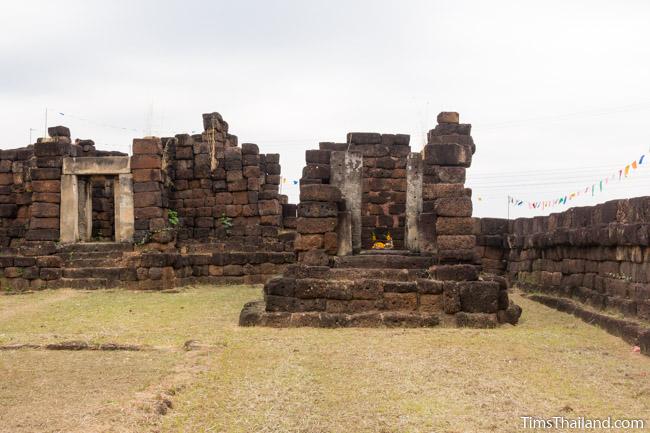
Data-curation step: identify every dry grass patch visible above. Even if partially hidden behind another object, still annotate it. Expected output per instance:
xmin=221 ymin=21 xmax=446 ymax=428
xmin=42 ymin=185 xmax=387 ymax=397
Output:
xmin=161 ymin=293 xmax=650 ymax=433
xmin=1 ymin=287 xmax=649 ymax=433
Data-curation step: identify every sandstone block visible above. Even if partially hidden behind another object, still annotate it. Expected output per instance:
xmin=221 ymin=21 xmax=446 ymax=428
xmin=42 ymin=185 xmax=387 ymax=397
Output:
xmin=459 ymin=281 xmax=499 ymax=313
xmin=241 ymin=143 xmax=259 ymax=155
xmin=258 ymin=200 xmax=281 ymax=216
xmin=436 ymin=217 xmax=474 ymax=235
xmin=134 ymin=191 xmax=162 ymax=208
xmin=297 ymin=217 xmax=337 ymax=234
xmin=298 ymin=202 xmax=338 ymax=218
xmin=132 ymin=169 xmax=162 ymax=183
xmin=437 ymin=112 xmax=459 ymax=124
xmin=456 ymin=312 xmax=497 ymax=328
xmin=422 ymin=183 xmax=469 ymax=200
xmin=419 ymin=294 xmax=443 ymax=312
xmin=437 ymin=235 xmax=476 ymax=250
xmin=383 ymin=292 xmax=417 ymax=311
xmin=34 ymin=141 xmax=69 ymax=156
xmin=30 ymin=168 xmax=61 ymax=180
xmin=434 ymin=197 xmax=473 ymax=217
xmin=423 ymin=143 xmax=472 ymax=167
xmin=32 ymin=180 xmax=61 ymax=193
xmin=347 ymin=132 xmax=382 ymax=145
xmin=48 ymin=126 xmax=71 ymax=137
xmin=31 ymin=202 xmax=59 ymax=218
xmin=299 ymin=184 xmax=341 ymax=202
xmin=294 ymin=234 xmax=324 ymax=250
xmin=442 ymin=283 xmax=461 ymax=314
xmin=299 ymin=249 xmax=330 ymax=266
xmin=306 ymin=149 xmax=331 ymax=164
xmin=132 ymin=138 xmax=163 ymax=154
xmin=131 ymin=154 xmax=162 ymax=169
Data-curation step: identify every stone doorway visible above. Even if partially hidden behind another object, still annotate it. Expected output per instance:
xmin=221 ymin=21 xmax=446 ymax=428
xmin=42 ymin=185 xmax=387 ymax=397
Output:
xmin=330 ymin=149 xmax=422 ymax=256
xmin=60 ymin=156 xmax=134 ymax=243
xmin=77 ymin=175 xmax=116 ymax=242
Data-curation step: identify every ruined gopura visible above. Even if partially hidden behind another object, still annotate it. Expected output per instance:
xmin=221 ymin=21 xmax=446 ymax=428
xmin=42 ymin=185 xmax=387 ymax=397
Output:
xmin=0 ymin=111 xmax=521 ymax=328
xmin=241 ymin=111 xmax=522 ymax=327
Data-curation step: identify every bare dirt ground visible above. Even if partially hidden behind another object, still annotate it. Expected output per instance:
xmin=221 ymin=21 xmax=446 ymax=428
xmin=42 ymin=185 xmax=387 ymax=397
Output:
xmin=1 ymin=287 xmax=649 ymax=433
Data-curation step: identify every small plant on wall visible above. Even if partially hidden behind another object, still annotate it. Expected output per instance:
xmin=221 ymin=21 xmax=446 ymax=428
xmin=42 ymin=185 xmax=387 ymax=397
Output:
xmin=218 ymin=213 xmax=233 ymax=235
xmin=167 ymin=209 xmax=179 ymax=226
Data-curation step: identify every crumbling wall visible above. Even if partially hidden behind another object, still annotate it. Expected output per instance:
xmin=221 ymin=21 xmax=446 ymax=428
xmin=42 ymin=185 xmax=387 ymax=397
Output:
xmin=165 ymin=113 xmax=286 ymax=252
xmin=0 ymin=112 xmax=296 ymax=291
xmin=0 ymin=147 xmax=33 ymax=249
xmin=420 ymin=112 xmax=476 ymax=262
xmin=475 ymin=197 xmax=650 ymax=322
xmin=131 ymin=137 xmax=172 ymax=245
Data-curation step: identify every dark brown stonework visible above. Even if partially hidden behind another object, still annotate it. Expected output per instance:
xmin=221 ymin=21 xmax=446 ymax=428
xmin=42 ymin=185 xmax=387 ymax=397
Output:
xmin=244 ymin=112 xmax=520 ymax=328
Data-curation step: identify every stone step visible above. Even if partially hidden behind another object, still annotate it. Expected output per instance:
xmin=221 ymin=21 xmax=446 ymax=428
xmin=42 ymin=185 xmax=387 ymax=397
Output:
xmin=287 ymin=265 xmax=428 ymax=282
xmin=58 ymin=242 xmax=133 ymax=254
xmin=62 ymin=267 xmax=123 ymax=279
xmin=331 ymin=255 xmax=435 ymax=270
xmin=64 ymin=257 xmax=124 ymax=268
xmin=48 ymin=278 xmax=120 ymax=290
xmin=358 ymin=249 xmax=415 ymax=255
xmin=57 ymin=251 xmax=125 ymax=261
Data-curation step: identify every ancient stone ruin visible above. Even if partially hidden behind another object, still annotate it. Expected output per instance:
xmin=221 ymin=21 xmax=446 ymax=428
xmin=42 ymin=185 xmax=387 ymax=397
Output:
xmin=240 ymin=112 xmax=522 ymax=328
xmin=0 ymin=113 xmax=295 ymax=291
xmin=0 ymin=110 xmax=521 ymax=328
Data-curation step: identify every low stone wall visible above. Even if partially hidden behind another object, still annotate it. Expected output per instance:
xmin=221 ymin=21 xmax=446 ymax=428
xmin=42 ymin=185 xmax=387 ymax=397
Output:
xmin=474 ymin=197 xmax=650 ymax=322
xmin=0 ymin=247 xmax=294 ymax=291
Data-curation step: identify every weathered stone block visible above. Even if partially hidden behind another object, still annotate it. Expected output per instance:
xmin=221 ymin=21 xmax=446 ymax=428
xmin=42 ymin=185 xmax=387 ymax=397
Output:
xmin=30 ymin=168 xmax=61 ymax=180
xmin=437 ymin=235 xmax=476 ymax=250
xmin=298 ymin=202 xmax=338 ymax=218
xmin=423 ymin=143 xmax=471 ymax=167
xmin=434 ymin=197 xmax=472 ymax=217
xmin=306 ymin=149 xmax=331 ymax=164
xmin=456 ymin=312 xmax=497 ymax=328
xmin=294 ymin=234 xmax=324 ymax=251
xmin=258 ymin=200 xmax=281 ymax=216
xmin=436 ymin=217 xmax=474 ymax=235
xmin=419 ymin=294 xmax=443 ymax=312
xmin=299 ymin=184 xmax=341 ymax=202
xmin=133 ymin=138 xmax=163 ymax=154
xmin=383 ymin=292 xmax=417 ymax=311
xmin=132 ymin=169 xmax=162 ymax=183
xmin=34 ymin=141 xmax=69 ymax=156
xmin=347 ymin=132 xmax=382 ymax=145
xmin=241 ymin=143 xmax=259 ymax=155
xmin=131 ymin=154 xmax=162 ymax=169
xmin=32 ymin=180 xmax=61 ymax=193
xmin=31 ymin=202 xmax=59 ymax=218
xmin=442 ymin=283 xmax=461 ymax=314
xmin=437 ymin=112 xmax=459 ymax=124
xmin=297 ymin=217 xmax=338 ymax=234
xmin=47 ymin=126 xmax=71 ymax=137
xmin=459 ymin=281 xmax=499 ymax=313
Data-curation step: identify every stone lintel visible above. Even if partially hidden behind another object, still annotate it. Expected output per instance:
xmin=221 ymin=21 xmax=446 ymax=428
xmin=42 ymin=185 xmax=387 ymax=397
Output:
xmin=63 ymin=156 xmax=130 ymax=175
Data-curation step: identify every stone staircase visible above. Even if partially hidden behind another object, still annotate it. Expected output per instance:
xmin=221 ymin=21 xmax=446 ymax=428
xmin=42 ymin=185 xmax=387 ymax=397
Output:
xmin=51 ymin=242 xmax=133 ymax=289
xmin=239 ymin=250 xmax=450 ymax=327
xmin=241 ymin=249 xmax=521 ymax=328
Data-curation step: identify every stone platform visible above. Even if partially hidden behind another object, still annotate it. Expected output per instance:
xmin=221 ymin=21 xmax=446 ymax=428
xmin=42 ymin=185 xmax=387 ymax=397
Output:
xmin=239 ymin=251 xmax=521 ymax=328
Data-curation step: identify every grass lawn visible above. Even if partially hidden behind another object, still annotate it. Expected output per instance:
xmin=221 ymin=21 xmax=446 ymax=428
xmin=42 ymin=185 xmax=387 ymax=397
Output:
xmin=1 ymin=286 xmax=649 ymax=433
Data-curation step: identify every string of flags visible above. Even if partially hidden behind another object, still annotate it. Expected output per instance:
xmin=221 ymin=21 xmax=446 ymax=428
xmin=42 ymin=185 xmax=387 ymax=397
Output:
xmin=508 ymin=153 xmax=646 ymax=210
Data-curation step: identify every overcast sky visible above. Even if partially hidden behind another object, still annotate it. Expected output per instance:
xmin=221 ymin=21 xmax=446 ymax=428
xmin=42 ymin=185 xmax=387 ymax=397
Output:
xmin=1 ymin=0 xmax=649 ymax=218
